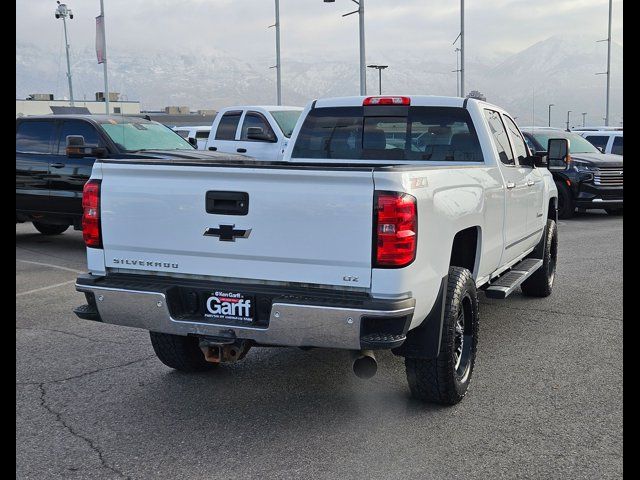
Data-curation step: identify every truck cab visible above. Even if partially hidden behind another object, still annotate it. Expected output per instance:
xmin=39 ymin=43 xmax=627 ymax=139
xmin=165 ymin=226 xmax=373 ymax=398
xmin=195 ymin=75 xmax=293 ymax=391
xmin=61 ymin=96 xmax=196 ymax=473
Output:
xmin=204 ymin=106 xmax=303 ymax=160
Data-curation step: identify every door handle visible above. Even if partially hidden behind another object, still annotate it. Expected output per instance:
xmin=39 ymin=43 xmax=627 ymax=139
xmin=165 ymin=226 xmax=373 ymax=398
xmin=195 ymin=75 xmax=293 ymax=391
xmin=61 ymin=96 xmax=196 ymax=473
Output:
xmin=50 ymin=163 xmax=65 ymax=169
xmin=506 ymin=182 xmax=516 ymax=189
xmin=527 ymin=180 xmax=535 ymax=186
xmin=237 ymin=148 xmax=247 ymax=153
xmin=208 ymin=146 xmax=217 ymax=151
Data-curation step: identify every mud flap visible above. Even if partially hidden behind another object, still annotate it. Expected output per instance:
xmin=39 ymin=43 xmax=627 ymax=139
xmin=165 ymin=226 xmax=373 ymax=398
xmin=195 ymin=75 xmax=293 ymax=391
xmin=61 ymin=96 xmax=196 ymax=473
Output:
xmin=391 ymin=275 xmax=447 ymax=359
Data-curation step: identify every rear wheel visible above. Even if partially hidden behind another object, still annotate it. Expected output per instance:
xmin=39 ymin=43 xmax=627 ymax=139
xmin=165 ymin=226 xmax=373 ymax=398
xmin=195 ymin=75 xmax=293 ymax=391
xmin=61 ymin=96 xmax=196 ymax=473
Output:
xmin=555 ymin=181 xmax=575 ymax=219
xmin=32 ymin=221 xmax=69 ymax=235
xmin=521 ymin=219 xmax=557 ymax=297
xmin=149 ymin=332 xmax=216 ymax=372
xmin=405 ymin=266 xmax=479 ymax=405
xmin=605 ymin=208 xmax=623 ymax=216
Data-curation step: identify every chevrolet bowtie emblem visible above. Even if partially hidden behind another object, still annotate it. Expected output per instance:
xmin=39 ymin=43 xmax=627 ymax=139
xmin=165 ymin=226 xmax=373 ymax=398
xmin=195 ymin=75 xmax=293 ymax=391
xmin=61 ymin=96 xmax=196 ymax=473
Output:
xmin=204 ymin=225 xmax=251 ymax=242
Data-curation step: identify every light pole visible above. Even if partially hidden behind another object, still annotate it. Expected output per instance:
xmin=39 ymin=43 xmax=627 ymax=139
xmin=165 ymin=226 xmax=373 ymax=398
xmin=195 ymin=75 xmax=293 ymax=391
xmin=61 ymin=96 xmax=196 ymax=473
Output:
xmin=460 ymin=0 xmax=465 ymax=98
xmin=270 ymin=0 xmax=282 ymax=105
xmin=548 ymin=104 xmax=554 ymax=127
xmin=596 ymin=0 xmax=612 ymax=126
xmin=453 ymin=47 xmax=461 ymax=97
xmin=566 ymin=110 xmax=571 ymax=132
xmin=324 ymin=0 xmax=366 ymax=95
xmin=55 ymin=2 xmax=74 ymax=106
xmin=581 ymin=112 xmax=587 ymax=127
xmin=98 ymin=0 xmax=110 ymax=114
xmin=367 ymin=65 xmax=388 ymax=95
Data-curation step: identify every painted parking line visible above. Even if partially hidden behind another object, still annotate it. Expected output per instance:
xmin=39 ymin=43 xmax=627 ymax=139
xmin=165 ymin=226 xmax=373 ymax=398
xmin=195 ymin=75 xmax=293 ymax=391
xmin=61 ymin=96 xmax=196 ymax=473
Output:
xmin=16 ymin=280 xmax=77 ymax=297
xmin=16 ymin=259 xmax=84 ymax=274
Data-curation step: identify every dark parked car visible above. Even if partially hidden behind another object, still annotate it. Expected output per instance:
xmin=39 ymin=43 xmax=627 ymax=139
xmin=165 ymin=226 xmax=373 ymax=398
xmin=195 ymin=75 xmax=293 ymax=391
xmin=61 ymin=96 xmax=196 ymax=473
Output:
xmin=522 ymin=128 xmax=623 ymax=218
xmin=16 ymin=115 xmax=245 ymax=235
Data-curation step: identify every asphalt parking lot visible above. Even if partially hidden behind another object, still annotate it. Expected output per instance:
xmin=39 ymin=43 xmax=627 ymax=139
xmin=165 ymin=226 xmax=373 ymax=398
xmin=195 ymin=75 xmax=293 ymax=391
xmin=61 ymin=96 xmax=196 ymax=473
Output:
xmin=16 ymin=213 xmax=622 ymax=479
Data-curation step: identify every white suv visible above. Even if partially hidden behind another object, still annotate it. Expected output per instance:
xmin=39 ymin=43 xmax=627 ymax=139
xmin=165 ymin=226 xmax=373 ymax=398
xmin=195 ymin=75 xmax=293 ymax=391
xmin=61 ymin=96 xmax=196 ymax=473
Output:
xmin=573 ymin=129 xmax=623 ymax=156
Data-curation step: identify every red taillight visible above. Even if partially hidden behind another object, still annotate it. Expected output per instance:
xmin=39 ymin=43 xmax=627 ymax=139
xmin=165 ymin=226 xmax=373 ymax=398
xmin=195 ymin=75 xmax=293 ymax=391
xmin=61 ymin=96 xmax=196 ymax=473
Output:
xmin=82 ymin=179 xmax=102 ymax=248
xmin=363 ymin=96 xmax=410 ymax=106
xmin=374 ymin=191 xmax=417 ymax=268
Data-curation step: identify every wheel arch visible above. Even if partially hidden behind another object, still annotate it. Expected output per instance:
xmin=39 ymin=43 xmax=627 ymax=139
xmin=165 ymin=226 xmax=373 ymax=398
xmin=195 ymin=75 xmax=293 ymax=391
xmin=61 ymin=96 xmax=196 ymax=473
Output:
xmin=449 ymin=226 xmax=481 ymax=278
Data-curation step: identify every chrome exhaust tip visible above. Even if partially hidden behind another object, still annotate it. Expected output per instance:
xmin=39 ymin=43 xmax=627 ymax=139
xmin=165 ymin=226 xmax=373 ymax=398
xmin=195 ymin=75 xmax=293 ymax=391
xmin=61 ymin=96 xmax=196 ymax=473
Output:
xmin=351 ymin=349 xmax=377 ymax=379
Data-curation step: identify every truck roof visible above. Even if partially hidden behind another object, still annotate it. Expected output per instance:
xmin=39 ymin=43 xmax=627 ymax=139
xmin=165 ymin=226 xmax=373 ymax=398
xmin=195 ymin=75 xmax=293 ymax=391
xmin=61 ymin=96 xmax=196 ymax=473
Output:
xmin=219 ymin=105 xmax=303 ymax=112
xmin=311 ymin=95 xmax=501 ymax=110
xmin=16 ymin=114 xmax=153 ymax=124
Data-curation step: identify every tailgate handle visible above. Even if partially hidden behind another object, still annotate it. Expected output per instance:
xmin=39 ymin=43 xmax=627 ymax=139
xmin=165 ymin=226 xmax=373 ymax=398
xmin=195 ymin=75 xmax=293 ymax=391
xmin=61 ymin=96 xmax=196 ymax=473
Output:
xmin=206 ymin=191 xmax=249 ymax=216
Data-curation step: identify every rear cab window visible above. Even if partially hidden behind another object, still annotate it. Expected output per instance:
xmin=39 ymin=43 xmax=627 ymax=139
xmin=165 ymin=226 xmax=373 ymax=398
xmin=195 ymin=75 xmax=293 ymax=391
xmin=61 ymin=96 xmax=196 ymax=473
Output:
xmin=291 ymin=106 xmax=482 ymax=162
xmin=16 ymin=120 xmax=56 ymax=154
xmin=215 ymin=111 xmax=242 ymax=140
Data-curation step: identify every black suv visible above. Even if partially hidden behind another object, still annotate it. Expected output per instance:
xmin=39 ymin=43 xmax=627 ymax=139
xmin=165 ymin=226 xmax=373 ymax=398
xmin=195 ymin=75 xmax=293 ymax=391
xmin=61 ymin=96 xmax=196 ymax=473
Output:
xmin=16 ymin=115 xmax=243 ymax=235
xmin=523 ymin=128 xmax=623 ymax=218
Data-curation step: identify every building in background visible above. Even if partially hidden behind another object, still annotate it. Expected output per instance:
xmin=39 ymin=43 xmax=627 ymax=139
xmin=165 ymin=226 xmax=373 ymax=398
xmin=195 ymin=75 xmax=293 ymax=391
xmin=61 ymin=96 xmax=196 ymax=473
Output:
xmin=16 ymin=92 xmax=141 ymax=116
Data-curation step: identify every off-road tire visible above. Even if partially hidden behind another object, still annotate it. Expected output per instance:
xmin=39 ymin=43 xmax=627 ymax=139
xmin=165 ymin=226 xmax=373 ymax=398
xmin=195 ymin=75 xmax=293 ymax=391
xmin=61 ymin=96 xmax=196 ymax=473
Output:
xmin=149 ymin=332 xmax=216 ymax=372
xmin=521 ymin=219 xmax=557 ymax=298
xmin=405 ymin=266 xmax=479 ymax=405
xmin=556 ymin=181 xmax=575 ymax=219
xmin=33 ymin=221 xmax=69 ymax=235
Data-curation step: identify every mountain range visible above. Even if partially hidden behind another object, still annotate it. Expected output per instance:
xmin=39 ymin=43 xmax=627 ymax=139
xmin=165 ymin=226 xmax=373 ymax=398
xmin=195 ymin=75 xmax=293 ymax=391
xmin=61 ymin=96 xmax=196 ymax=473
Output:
xmin=16 ymin=34 xmax=622 ymax=127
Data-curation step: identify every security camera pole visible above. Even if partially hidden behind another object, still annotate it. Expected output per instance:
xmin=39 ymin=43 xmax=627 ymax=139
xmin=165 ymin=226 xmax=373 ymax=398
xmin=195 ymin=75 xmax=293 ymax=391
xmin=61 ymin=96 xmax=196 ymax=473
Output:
xmin=324 ymin=0 xmax=366 ymax=95
xmin=55 ymin=1 xmax=74 ymax=106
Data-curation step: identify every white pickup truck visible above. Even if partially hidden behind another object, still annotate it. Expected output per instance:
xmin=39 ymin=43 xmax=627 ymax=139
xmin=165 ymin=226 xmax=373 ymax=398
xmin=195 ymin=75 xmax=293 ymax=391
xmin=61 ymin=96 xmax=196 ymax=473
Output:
xmin=204 ymin=106 xmax=303 ymax=160
xmin=75 ymin=95 xmax=565 ymax=405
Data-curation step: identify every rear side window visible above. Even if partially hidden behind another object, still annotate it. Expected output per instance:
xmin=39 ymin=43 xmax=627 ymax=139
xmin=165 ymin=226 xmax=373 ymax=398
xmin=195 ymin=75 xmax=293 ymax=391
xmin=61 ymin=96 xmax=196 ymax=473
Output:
xmin=215 ymin=112 xmax=242 ymax=140
xmin=16 ymin=121 xmax=56 ymax=154
xmin=195 ymin=130 xmax=210 ymax=139
xmin=291 ymin=106 xmax=482 ymax=161
xmin=484 ymin=110 xmax=515 ymax=165
xmin=585 ymin=135 xmax=609 ymax=152
xmin=611 ymin=136 xmax=623 ymax=155
xmin=56 ymin=120 xmax=101 ymax=154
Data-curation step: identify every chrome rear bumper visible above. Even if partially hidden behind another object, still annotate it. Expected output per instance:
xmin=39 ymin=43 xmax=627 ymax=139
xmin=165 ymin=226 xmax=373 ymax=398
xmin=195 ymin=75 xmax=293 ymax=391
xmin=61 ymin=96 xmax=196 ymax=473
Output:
xmin=75 ymin=279 xmax=414 ymax=350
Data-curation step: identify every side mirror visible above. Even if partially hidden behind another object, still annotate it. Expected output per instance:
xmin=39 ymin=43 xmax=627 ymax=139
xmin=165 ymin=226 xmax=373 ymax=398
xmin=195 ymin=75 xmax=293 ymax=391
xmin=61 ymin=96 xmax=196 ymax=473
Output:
xmin=546 ymin=138 xmax=570 ymax=171
xmin=66 ymin=135 xmax=106 ymax=158
xmin=596 ymin=145 xmax=605 ymax=153
xmin=188 ymin=137 xmax=198 ymax=148
xmin=246 ymin=126 xmax=276 ymax=142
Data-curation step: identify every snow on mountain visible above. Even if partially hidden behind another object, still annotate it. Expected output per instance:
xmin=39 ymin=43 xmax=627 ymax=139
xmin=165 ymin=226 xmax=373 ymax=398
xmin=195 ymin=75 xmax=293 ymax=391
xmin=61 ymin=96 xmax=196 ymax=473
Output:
xmin=16 ymin=34 xmax=622 ymax=126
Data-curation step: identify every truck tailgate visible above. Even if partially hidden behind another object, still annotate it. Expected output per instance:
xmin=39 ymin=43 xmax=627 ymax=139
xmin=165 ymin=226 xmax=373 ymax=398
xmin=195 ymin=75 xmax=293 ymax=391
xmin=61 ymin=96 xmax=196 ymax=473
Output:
xmin=99 ymin=163 xmax=374 ymax=288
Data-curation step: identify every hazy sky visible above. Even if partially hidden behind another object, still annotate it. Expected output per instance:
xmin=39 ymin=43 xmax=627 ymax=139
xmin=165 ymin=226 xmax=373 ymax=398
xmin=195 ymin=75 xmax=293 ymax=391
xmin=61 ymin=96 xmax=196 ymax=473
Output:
xmin=17 ymin=0 xmax=623 ymax=64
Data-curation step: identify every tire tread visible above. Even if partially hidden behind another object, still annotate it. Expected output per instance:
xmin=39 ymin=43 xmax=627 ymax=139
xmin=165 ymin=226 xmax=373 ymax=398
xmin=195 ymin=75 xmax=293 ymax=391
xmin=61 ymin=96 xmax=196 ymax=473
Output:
xmin=405 ymin=267 xmax=478 ymax=405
